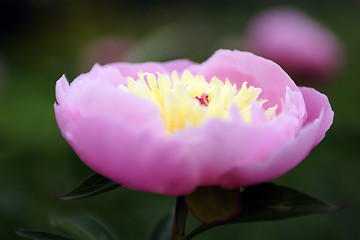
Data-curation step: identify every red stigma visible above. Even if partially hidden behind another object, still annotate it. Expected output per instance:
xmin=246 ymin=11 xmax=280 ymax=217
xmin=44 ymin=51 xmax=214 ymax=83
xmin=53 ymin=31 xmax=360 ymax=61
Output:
xmin=195 ymin=93 xmax=210 ymax=106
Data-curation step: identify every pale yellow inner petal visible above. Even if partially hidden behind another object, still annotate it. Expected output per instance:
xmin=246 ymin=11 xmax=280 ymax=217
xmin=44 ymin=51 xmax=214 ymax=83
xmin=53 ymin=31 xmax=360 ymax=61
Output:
xmin=120 ymin=71 xmax=277 ymax=133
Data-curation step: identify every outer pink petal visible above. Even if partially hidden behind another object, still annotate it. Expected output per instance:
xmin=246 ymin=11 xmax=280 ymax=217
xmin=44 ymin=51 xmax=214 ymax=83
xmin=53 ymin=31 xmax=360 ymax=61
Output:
xmin=172 ymin=110 xmax=301 ymax=188
xmin=54 ymin=75 xmax=72 ymax=131
xmin=106 ymin=59 xmax=197 ymax=79
xmin=64 ymin=116 xmax=198 ymax=196
xmin=55 ymin=75 xmax=70 ymax=103
xmin=298 ymin=86 xmax=334 ymax=144
xmin=217 ymin=87 xmax=333 ymax=188
xmin=188 ymin=49 xmax=300 ymax=112
xmin=71 ymin=64 xmax=127 ymax=88
xmin=55 ymin=78 xmax=165 ymax=141
xmin=162 ymin=59 xmax=199 ymax=72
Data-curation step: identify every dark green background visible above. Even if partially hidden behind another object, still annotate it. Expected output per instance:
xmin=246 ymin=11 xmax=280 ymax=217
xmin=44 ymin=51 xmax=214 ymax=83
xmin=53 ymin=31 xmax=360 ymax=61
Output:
xmin=0 ymin=0 xmax=359 ymax=239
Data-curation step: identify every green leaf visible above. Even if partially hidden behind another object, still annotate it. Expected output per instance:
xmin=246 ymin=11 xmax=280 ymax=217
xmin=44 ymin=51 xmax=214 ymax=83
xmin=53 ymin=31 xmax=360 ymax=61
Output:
xmin=56 ymin=173 xmax=120 ymax=200
xmin=182 ymin=183 xmax=344 ymax=240
xmin=51 ymin=216 xmax=118 ymax=240
xmin=11 ymin=227 xmax=75 ymax=240
xmin=229 ymin=183 xmax=343 ymax=223
xmin=146 ymin=213 xmax=173 ymax=240
xmin=185 ymin=186 xmax=241 ymax=225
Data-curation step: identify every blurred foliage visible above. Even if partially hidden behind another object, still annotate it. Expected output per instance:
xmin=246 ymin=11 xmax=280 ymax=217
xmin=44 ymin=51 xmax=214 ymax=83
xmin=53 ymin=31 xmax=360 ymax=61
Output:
xmin=0 ymin=0 xmax=359 ymax=239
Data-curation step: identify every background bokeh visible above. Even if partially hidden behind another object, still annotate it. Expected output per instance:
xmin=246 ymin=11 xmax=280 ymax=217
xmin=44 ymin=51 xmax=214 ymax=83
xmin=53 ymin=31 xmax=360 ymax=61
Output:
xmin=0 ymin=0 xmax=359 ymax=239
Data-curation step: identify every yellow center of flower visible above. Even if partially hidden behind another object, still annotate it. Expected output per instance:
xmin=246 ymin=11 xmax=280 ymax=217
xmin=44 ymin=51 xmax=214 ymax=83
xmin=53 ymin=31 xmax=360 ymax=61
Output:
xmin=120 ymin=71 xmax=277 ymax=133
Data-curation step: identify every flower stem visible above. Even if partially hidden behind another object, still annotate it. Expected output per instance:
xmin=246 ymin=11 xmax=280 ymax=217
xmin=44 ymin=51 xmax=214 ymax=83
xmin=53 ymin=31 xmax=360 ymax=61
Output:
xmin=169 ymin=196 xmax=188 ymax=240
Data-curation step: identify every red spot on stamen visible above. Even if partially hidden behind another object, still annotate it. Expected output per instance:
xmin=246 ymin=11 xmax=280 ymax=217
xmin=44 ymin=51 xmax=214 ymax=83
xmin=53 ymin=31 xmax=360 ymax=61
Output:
xmin=195 ymin=93 xmax=209 ymax=106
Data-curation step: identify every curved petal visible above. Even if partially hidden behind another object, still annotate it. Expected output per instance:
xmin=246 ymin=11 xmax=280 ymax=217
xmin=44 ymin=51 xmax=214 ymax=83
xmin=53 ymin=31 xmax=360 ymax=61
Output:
xmin=217 ymin=87 xmax=333 ymax=188
xmin=299 ymin=86 xmax=334 ymax=144
xmin=55 ymin=75 xmax=70 ymax=103
xmin=70 ymin=64 xmax=127 ymax=88
xmin=172 ymin=111 xmax=300 ymax=187
xmin=189 ymin=49 xmax=300 ymax=112
xmin=106 ymin=59 xmax=197 ymax=79
xmin=55 ymin=79 xmax=165 ymax=137
xmin=162 ymin=59 xmax=198 ymax=73
xmin=54 ymin=76 xmax=73 ymax=131
xmin=65 ymin=116 xmax=198 ymax=196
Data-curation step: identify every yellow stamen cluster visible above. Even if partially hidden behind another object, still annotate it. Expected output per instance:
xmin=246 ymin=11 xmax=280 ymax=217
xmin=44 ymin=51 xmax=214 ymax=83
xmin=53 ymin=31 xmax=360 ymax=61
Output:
xmin=120 ymin=71 xmax=277 ymax=133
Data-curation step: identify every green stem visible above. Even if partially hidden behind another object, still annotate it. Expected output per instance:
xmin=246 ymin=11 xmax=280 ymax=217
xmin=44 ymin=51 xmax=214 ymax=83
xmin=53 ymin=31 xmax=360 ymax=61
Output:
xmin=169 ymin=196 xmax=188 ymax=240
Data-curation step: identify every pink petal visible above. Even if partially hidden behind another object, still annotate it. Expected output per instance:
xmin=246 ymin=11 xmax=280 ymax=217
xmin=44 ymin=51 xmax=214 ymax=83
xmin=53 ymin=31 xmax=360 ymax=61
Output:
xmin=299 ymin=86 xmax=334 ymax=144
xmin=71 ymin=64 xmax=127 ymax=88
xmin=65 ymin=116 xmax=198 ymax=196
xmin=217 ymin=87 xmax=333 ymax=188
xmin=172 ymin=111 xmax=300 ymax=187
xmin=55 ymin=79 xmax=165 ymax=137
xmin=55 ymin=75 xmax=70 ymax=103
xmin=162 ymin=59 xmax=199 ymax=72
xmin=106 ymin=59 xmax=197 ymax=79
xmin=189 ymin=49 xmax=300 ymax=112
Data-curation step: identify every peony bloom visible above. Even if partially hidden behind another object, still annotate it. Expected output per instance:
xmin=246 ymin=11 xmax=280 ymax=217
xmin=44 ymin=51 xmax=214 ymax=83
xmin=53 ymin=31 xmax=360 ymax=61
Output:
xmin=244 ymin=7 xmax=343 ymax=83
xmin=54 ymin=49 xmax=333 ymax=196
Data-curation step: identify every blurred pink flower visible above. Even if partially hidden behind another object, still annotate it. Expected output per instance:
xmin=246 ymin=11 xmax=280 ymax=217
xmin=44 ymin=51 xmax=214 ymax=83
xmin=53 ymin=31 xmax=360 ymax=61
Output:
xmin=54 ymin=49 xmax=333 ymax=196
xmin=244 ymin=7 xmax=343 ymax=84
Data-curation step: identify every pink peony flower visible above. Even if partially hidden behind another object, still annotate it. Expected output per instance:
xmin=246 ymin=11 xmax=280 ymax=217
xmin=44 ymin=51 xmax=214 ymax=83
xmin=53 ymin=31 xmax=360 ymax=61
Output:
xmin=244 ymin=7 xmax=343 ymax=83
xmin=54 ymin=49 xmax=333 ymax=196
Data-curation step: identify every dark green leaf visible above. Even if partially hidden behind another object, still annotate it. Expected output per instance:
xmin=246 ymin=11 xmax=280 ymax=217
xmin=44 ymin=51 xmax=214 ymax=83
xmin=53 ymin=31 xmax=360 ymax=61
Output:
xmin=51 ymin=216 xmax=118 ymax=240
xmin=230 ymin=183 xmax=343 ymax=223
xmin=185 ymin=186 xmax=241 ymax=225
xmin=11 ymin=227 xmax=75 ymax=240
xmin=56 ymin=173 xmax=120 ymax=200
xmin=146 ymin=213 xmax=173 ymax=240
xmin=182 ymin=183 xmax=344 ymax=240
